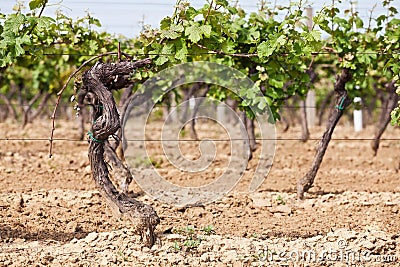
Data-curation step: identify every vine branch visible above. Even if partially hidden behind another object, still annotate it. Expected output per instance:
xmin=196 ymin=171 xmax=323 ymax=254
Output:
xmin=49 ymin=51 xmax=131 ymax=158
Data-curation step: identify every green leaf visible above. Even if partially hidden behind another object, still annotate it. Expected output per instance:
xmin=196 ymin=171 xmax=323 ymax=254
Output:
xmin=184 ymin=23 xmax=211 ymax=43
xmin=200 ymin=25 xmax=212 ymax=38
xmin=36 ymin=16 xmax=55 ymax=31
xmin=257 ymin=98 xmax=267 ymax=110
xmin=355 ymin=17 xmax=363 ymax=28
xmin=268 ymin=78 xmax=284 ymax=88
xmin=29 ymin=0 xmax=47 ymax=10
xmin=4 ymin=14 xmax=26 ymax=34
xmin=310 ymin=30 xmax=321 ymax=41
xmin=160 ymin=17 xmax=172 ymax=30
xmin=89 ymin=17 xmax=101 ymax=27
xmin=257 ymin=41 xmax=273 ymax=58
xmin=155 ymin=43 xmax=174 ymax=65
xmin=221 ymin=39 xmax=235 ymax=53
xmin=14 ymin=41 xmax=25 ymax=56
xmin=185 ymin=23 xmax=202 ymax=43
xmin=88 ymin=40 xmax=98 ymax=54
xmin=161 ymin=24 xmax=184 ymax=39
xmin=161 ymin=29 xmax=180 ymax=39
xmin=276 ymin=35 xmax=286 ymax=46
xmin=175 ymin=41 xmax=188 ymax=61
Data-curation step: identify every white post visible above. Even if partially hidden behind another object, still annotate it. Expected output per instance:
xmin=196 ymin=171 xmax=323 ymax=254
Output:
xmin=306 ymin=90 xmax=316 ymax=127
xmin=351 ymin=2 xmax=363 ymax=132
xmin=305 ymin=6 xmax=316 ymax=128
xmin=353 ymin=96 xmax=363 ymax=132
xmin=189 ymin=97 xmax=195 ymax=109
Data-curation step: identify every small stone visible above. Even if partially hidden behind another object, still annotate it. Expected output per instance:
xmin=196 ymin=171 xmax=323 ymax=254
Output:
xmin=251 ymin=194 xmax=272 ymax=208
xmin=337 ymin=229 xmax=357 ymax=241
xmin=222 ymin=250 xmax=238 ymax=263
xmin=269 ymin=205 xmax=292 ymax=214
xmin=66 ymin=221 xmax=79 ymax=233
xmin=13 ymin=238 xmax=25 ymax=243
xmin=326 ymin=231 xmax=339 ymax=242
xmin=200 ymin=253 xmax=210 ymax=262
xmin=361 ymin=202 xmax=372 ymax=206
xmin=307 ymin=235 xmax=323 ymax=243
xmin=366 ymin=236 xmax=376 ymax=243
xmin=100 ymin=257 xmax=109 ymax=266
xmin=84 ymin=232 xmax=98 ymax=243
xmin=370 ymin=231 xmax=388 ymax=241
xmin=166 ymin=253 xmax=183 ymax=264
xmin=361 ymin=240 xmax=375 ymax=250
xmin=150 ymin=244 xmax=161 ymax=251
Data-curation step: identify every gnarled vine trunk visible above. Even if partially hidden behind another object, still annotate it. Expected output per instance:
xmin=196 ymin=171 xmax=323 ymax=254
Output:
xmin=79 ymin=59 xmax=159 ymax=247
xmin=297 ymin=68 xmax=352 ymax=200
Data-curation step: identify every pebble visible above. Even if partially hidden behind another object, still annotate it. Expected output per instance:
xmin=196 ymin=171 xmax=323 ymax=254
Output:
xmin=370 ymin=231 xmax=388 ymax=241
xmin=84 ymin=232 xmax=98 ymax=243
xmin=222 ymin=250 xmax=238 ymax=262
xmin=141 ymin=247 xmax=150 ymax=253
xmin=361 ymin=240 xmax=375 ymax=250
xmin=2 ymin=189 xmax=399 ymax=267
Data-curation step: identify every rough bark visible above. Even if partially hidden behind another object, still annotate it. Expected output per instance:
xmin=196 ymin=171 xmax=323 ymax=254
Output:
xmin=297 ymin=68 xmax=352 ymax=200
xmin=104 ymin=141 xmax=133 ymax=194
xmin=110 ymin=85 xmax=133 ymax=150
xmin=371 ymin=81 xmax=399 ymax=156
xmin=80 ymin=59 xmax=159 ymax=247
xmin=104 ymin=85 xmax=134 ymax=192
xmin=78 ymin=76 xmax=135 ymax=193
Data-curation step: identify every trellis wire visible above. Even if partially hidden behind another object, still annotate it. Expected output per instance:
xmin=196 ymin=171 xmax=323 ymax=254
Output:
xmin=0 ymin=137 xmax=399 ymax=142
xmin=40 ymin=51 xmax=400 ymax=57
xmin=0 ymin=103 xmax=396 ymax=110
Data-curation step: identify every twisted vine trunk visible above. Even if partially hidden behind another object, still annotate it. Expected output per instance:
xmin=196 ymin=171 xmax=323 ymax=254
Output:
xmin=297 ymin=68 xmax=352 ymax=200
xmin=80 ymin=59 xmax=159 ymax=247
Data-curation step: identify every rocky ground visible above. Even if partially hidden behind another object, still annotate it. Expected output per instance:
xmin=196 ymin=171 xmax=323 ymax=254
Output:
xmin=0 ymin=119 xmax=399 ymax=266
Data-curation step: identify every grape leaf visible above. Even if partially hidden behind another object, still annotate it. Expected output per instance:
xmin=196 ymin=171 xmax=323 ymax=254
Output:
xmin=29 ymin=0 xmax=47 ymax=10
xmin=185 ymin=23 xmax=202 ymax=43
